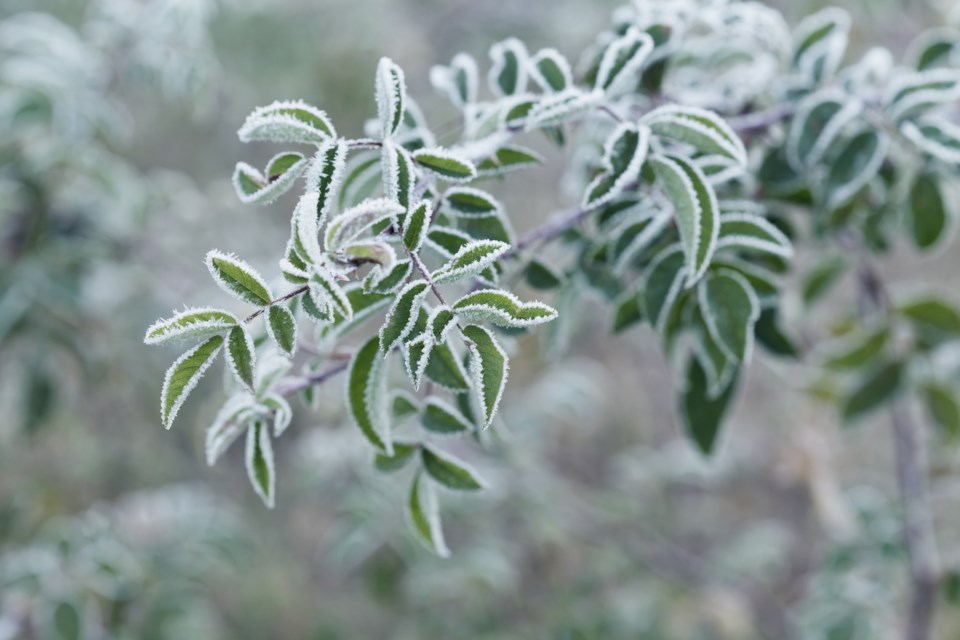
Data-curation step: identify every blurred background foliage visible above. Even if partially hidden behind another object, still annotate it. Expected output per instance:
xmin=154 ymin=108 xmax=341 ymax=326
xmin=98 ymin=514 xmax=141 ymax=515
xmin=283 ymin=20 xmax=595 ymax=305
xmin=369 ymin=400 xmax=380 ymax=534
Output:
xmin=1 ymin=0 xmax=960 ymax=638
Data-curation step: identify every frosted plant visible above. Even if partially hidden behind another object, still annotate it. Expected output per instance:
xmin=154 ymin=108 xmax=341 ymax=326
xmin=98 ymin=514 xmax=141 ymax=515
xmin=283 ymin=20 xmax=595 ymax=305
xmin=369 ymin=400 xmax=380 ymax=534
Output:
xmin=145 ymin=2 xmax=960 ymax=634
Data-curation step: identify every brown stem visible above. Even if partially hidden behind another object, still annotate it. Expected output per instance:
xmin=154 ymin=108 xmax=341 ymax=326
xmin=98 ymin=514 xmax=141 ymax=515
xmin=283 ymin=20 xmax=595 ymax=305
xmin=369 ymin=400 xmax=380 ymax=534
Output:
xmin=275 ymin=359 xmax=350 ymax=396
xmin=243 ymin=285 xmax=309 ymax=323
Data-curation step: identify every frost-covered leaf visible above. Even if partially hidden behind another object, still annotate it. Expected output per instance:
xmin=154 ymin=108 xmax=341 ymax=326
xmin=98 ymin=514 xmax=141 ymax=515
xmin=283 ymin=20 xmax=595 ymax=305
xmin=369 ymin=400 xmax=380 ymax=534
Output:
xmin=342 ymin=240 xmax=397 ymax=270
xmin=376 ymin=57 xmax=407 ymax=138
xmin=488 ymin=38 xmax=528 ymax=97
xmin=309 ymin=268 xmax=353 ymax=321
xmin=907 ymin=172 xmax=951 ymax=251
xmin=238 ymin=100 xmax=335 ymax=144
xmin=232 ymin=152 xmax=308 ymax=205
xmin=476 ymin=144 xmax=544 ymax=178
xmin=424 ymin=341 xmax=471 ymax=392
xmin=906 ymin=28 xmax=960 ymax=71
xmin=650 ymin=155 xmax=720 ymax=287
xmin=530 ymin=48 xmax=573 ymax=92
xmin=715 ymin=213 xmax=793 ymax=259
xmin=205 ymin=395 xmax=254 ymax=466
xmin=428 ymin=305 xmax=457 ymax=342
xmin=583 ymin=123 xmax=650 ymax=209
xmin=305 ymin=139 xmax=349 ymax=223
xmin=432 ymin=240 xmax=509 ymax=284
xmin=407 ymin=471 xmax=450 ymax=557
xmin=364 ymin=258 xmax=413 ymax=294
xmin=824 ymin=129 xmax=889 ymax=211
xmin=381 ymin=139 xmax=417 ymax=210
xmin=339 ymin=154 xmax=382 ymax=209
xmin=346 ymin=336 xmax=390 ymax=452
xmin=682 ymin=356 xmax=738 ymax=456
xmin=792 ymin=8 xmax=850 ymax=83
xmin=787 ymin=92 xmax=861 ymax=169
xmin=462 ymin=324 xmax=507 ymax=428
xmin=161 ymin=336 xmax=224 ymax=429
xmin=267 ymin=304 xmax=298 ymax=358
xmin=443 ymin=187 xmax=501 ymax=217
xmin=262 ymin=393 xmax=293 ymax=437
xmin=524 ymin=88 xmax=603 ymax=130
xmin=421 ymin=445 xmax=486 ymax=490
xmin=902 ymin=116 xmax=960 ymax=164
xmin=642 ymin=105 xmax=746 ymax=167
xmin=144 ymin=307 xmax=237 ymax=346
xmin=885 ymin=69 xmax=960 ymax=122
xmin=453 ymin=289 xmax=557 ymax=328
xmin=404 ymin=333 xmax=433 ymax=390
xmin=525 ymin=257 xmax=563 ymax=290
xmin=645 ymin=244 xmax=687 ymax=334
xmin=430 ymin=52 xmax=478 ymax=107
xmin=245 ymin=420 xmax=275 ymax=508
xmin=380 ymin=281 xmax=430 ymax=353
xmin=375 ymin=441 xmax=419 ymax=473
xmin=319 ymin=284 xmax=392 ymax=337
xmin=293 ymin=193 xmax=324 ymax=267
xmin=402 ymin=200 xmax=432 ymax=253
xmin=421 ymin=398 xmax=471 ymax=434
xmin=595 ymin=27 xmax=654 ymax=95
xmin=413 ymin=147 xmax=477 ymax=182
xmin=325 ymin=198 xmax=404 ymax=250
xmin=698 ymin=269 xmax=760 ymax=364
xmin=206 ymin=250 xmax=273 ymax=307
xmin=225 ymin=325 xmax=256 ymax=392
xmin=841 ymin=360 xmax=904 ymax=423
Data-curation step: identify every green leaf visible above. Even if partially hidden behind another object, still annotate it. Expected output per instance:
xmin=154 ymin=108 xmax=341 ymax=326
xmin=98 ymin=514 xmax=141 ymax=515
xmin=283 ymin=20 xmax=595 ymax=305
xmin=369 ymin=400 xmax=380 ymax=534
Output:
xmin=898 ymin=296 xmax=960 ymax=343
xmin=906 ymin=28 xmax=960 ymax=71
xmin=238 ymin=99 xmax=336 ymax=144
xmin=824 ymin=130 xmax=889 ymax=211
xmin=841 ymin=360 xmax=904 ymax=423
xmin=225 ymin=326 xmax=256 ymax=392
xmin=651 ymin=155 xmax=720 ymax=286
xmin=524 ymin=88 xmax=603 ymax=130
xmin=205 ymin=395 xmax=255 ymax=466
xmin=267 ymin=305 xmax=298 ymax=358
xmin=407 ymin=471 xmax=450 ymax=557
xmin=802 ymin=256 xmax=847 ymax=306
xmin=902 ymin=116 xmax=960 ymax=164
xmin=791 ymin=8 xmax=849 ymax=82
xmin=379 ymin=281 xmax=430 ymax=353
xmin=716 ymin=212 xmax=794 ymax=259
xmin=144 ymin=307 xmax=237 ymax=346
xmin=524 ymin=257 xmax=563 ymax=290
xmin=376 ymin=57 xmax=407 ymax=137
xmin=402 ymin=200 xmax=431 ymax=253
xmin=699 ymin=269 xmax=760 ymax=364
xmin=325 ymin=198 xmax=404 ymax=250
xmin=594 ymin=26 xmax=654 ymax=95
xmin=754 ymin=308 xmax=800 ymax=358
xmin=885 ymin=69 xmax=960 ymax=121
xmin=421 ymin=398 xmax=471 ymax=434
xmin=381 ymin=140 xmax=416 ymax=212
xmin=404 ymin=333 xmax=433 ymax=390
xmin=530 ymin=47 xmax=572 ymax=92
xmin=489 ymin=38 xmax=528 ymax=97
xmin=644 ymin=244 xmax=687 ymax=333
xmin=462 ymin=324 xmax=508 ymax=428
xmin=425 ymin=342 xmax=471 ymax=392
xmin=309 ymin=268 xmax=353 ymax=321
xmin=786 ymin=92 xmax=860 ymax=168
xmin=245 ymin=420 xmax=276 ymax=508
xmin=923 ymin=382 xmax=960 ymax=439
xmin=205 ymin=251 xmax=273 ymax=306
xmin=364 ymin=259 xmax=413 ymax=294
xmin=375 ymin=441 xmax=419 ymax=473
xmin=421 ymin=445 xmax=486 ymax=490
xmin=821 ymin=324 xmax=889 ymax=370
xmin=907 ymin=172 xmax=950 ymax=251
xmin=444 ymin=187 xmax=500 ymax=217
xmin=612 ymin=288 xmax=644 ymax=334
xmin=681 ymin=357 xmax=739 ymax=456
xmin=232 ymin=152 xmax=308 ymax=205
xmin=476 ymin=144 xmax=544 ymax=178
xmin=428 ymin=305 xmax=457 ymax=342
xmin=432 ymin=240 xmax=509 ymax=284
xmin=412 ymin=148 xmax=477 ymax=182
xmin=346 ymin=336 xmax=390 ymax=452
xmin=50 ymin=599 xmax=82 ymax=640
xmin=161 ymin=336 xmax=224 ymax=429
xmin=432 ymin=52 xmax=478 ymax=107
xmin=306 ymin=139 xmax=349 ymax=223
xmin=583 ymin=123 xmax=650 ymax=209
xmin=453 ymin=289 xmax=557 ymax=328
xmin=643 ymin=105 xmax=747 ymax=167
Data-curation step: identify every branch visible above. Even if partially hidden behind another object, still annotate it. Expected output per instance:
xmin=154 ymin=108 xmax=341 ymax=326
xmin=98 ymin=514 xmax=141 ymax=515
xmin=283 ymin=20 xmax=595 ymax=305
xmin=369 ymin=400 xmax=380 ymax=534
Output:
xmin=274 ymin=359 xmax=350 ymax=396
xmin=243 ymin=285 xmax=308 ymax=323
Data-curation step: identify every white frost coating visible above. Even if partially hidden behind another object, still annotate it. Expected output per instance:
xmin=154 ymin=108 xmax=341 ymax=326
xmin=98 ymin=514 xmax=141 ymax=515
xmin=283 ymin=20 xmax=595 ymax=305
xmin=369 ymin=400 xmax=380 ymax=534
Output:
xmin=902 ymin=117 xmax=960 ymax=164
xmin=304 ymin=139 xmax=349 ymax=225
xmin=345 ymin=340 xmax=392 ymax=455
xmin=379 ymin=281 xmax=430 ymax=353
xmin=465 ymin=325 xmax=509 ymax=429
xmin=262 ymin=393 xmax=293 ymax=437
xmin=408 ymin=475 xmax=450 ymax=558
xmin=649 ymin=245 xmax=688 ymax=335
xmin=311 ymin=267 xmax=353 ymax=320
xmin=696 ymin=156 xmax=746 ymax=187
xmin=716 ymin=212 xmax=794 ymax=259
xmin=786 ymin=92 xmax=862 ymax=169
xmin=426 ymin=304 xmax=456 ymax=343
xmin=582 ymin=123 xmax=650 ymax=209
xmin=525 ymin=88 xmax=604 ymax=131
xmin=340 ymin=154 xmax=384 ymax=209
xmin=265 ymin=304 xmax=298 ymax=359
xmin=826 ymin=131 xmax=890 ymax=211
xmin=238 ymin=99 xmax=335 ymax=144
xmin=529 ymin=47 xmax=573 ymax=93
xmin=380 ymin=139 xmax=413 ymax=206
xmin=432 ymin=240 xmax=510 ymax=284
xmin=698 ymin=268 xmax=761 ymax=366
xmin=403 ymin=200 xmax=432 ymax=254
xmin=205 ymin=250 xmax=274 ymax=306
xmin=594 ymin=27 xmax=654 ymax=96
xmin=375 ymin=57 xmax=406 ymax=139
xmin=452 ymin=289 xmax=558 ymax=328
xmin=885 ymin=69 xmax=960 ymax=121
xmin=230 ymin=153 xmax=308 ymax=206
xmin=224 ymin=325 xmax=257 ymax=393
xmin=205 ymin=394 xmax=255 ymax=466
xmin=904 ymin=27 xmax=960 ymax=71
xmin=294 ymin=192 xmax=324 ymax=267
xmin=412 ymin=147 xmax=477 ymax=182
xmin=144 ymin=306 xmax=238 ymax=346
xmin=614 ymin=209 xmax=673 ymax=275
xmin=430 ymin=52 xmax=479 ymax=107
xmin=403 ymin=332 xmax=433 ymax=390
xmin=792 ymin=7 xmax=850 ymax=79
xmin=244 ymin=421 xmax=276 ymax=509
xmin=475 ymin=143 xmax=545 ymax=178
xmin=443 ymin=186 xmax=502 ymax=217
xmin=325 ymin=198 xmax=404 ymax=250
xmin=364 ymin=259 xmax=413 ymax=294
xmin=160 ymin=337 xmax=224 ymax=429
xmin=488 ymin=38 xmax=529 ymax=97
xmin=422 ymin=398 xmax=472 ymax=437
xmin=642 ymin=104 xmax=747 ymax=168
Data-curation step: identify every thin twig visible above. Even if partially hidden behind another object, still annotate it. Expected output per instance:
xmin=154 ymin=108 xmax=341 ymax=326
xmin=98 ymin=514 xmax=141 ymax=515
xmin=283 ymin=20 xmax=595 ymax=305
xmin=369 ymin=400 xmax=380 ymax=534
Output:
xmin=243 ymin=285 xmax=309 ymax=323
xmin=275 ymin=359 xmax=350 ymax=396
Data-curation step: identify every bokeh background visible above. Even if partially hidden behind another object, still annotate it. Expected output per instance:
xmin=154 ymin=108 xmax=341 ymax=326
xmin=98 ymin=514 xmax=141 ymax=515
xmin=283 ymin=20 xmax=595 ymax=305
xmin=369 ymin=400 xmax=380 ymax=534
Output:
xmin=2 ymin=0 xmax=959 ymax=638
